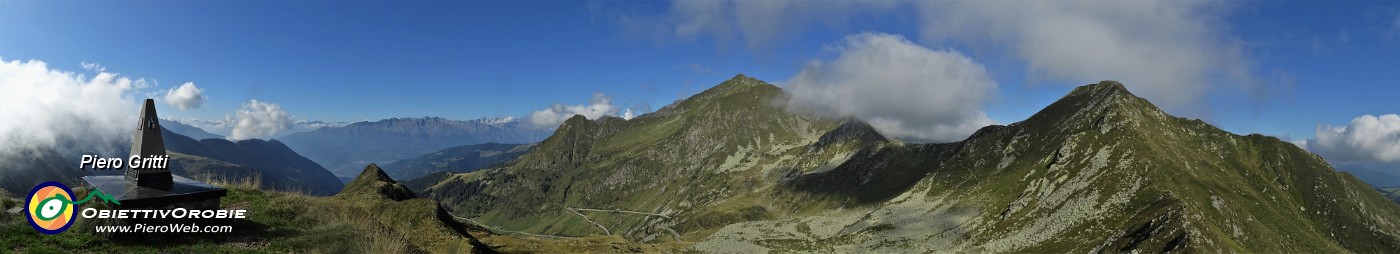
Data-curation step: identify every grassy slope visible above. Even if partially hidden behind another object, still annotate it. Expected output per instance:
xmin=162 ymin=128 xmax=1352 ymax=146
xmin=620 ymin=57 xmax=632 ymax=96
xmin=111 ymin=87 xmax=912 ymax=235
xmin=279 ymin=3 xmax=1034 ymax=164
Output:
xmin=0 ymin=165 xmax=690 ymax=253
xmin=0 ymin=181 xmax=488 ymax=253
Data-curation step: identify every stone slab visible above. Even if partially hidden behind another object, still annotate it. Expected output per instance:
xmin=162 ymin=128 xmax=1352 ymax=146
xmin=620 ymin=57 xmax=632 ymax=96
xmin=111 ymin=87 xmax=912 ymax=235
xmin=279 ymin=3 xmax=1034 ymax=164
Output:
xmin=81 ymin=175 xmax=227 ymax=209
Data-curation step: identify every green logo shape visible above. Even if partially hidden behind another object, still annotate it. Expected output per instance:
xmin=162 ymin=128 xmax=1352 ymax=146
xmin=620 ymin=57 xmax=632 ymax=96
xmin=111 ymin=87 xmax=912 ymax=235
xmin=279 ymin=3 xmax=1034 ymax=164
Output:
xmin=44 ymin=189 xmax=121 ymax=212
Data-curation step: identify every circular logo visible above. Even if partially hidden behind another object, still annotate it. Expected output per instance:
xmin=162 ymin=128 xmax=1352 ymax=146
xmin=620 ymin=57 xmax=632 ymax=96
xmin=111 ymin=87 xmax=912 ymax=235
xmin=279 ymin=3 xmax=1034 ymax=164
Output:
xmin=26 ymin=182 xmax=76 ymax=234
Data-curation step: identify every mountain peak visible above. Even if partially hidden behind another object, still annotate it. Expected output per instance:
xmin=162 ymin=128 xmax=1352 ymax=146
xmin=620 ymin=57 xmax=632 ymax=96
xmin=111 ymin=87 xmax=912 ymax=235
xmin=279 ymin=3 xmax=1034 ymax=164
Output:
xmin=358 ymin=163 xmax=396 ymax=182
xmin=670 ymin=74 xmax=782 ymax=112
xmin=1071 ymin=80 xmax=1159 ymax=114
xmin=710 ymin=73 xmax=767 ymax=91
xmin=728 ymin=73 xmax=756 ymax=82
xmin=1019 ymin=80 xmax=1172 ymax=136
xmin=338 ymin=163 xmax=416 ymax=201
xmin=1070 ymin=80 xmax=1133 ymax=98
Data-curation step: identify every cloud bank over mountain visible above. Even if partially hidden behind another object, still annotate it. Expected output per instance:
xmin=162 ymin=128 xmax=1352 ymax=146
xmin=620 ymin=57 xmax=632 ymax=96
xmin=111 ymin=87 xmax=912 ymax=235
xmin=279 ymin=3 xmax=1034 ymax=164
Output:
xmin=785 ymin=33 xmax=997 ymax=142
xmin=616 ymin=0 xmax=1277 ymax=124
xmin=0 ymin=58 xmax=141 ymax=158
xmin=1306 ymin=114 xmax=1400 ymax=164
xmin=229 ymin=99 xmax=293 ymax=140
xmin=528 ymin=92 xmax=627 ymax=128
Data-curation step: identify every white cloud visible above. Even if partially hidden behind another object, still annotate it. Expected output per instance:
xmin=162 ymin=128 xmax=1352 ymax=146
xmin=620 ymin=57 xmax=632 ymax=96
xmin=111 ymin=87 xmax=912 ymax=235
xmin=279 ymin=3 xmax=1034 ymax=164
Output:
xmin=1290 ymin=139 xmax=1308 ymax=149
xmin=785 ymin=33 xmax=997 ymax=142
xmin=80 ymin=62 xmax=106 ymax=72
xmin=527 ymin=93 xmax=622 ymax=128
xmin=915 ymin=1 xmax=1261 ymax=116
xmin=1306 ymin=114 xmax=1400 ymax=163
xmin=163 ymin=82 xmax=206 ymax=110
xmin=0 ymin=58 xmax=143 ymax=158
xmin=228 ymin=99 xmax=292 ymax=140
xmin=286 ymin=117 xmax=350 ymax=135
xmin=169 ymin=116 xmax=348 ymax=138
xmin=475 ymin=116 xmax=517 ymax=125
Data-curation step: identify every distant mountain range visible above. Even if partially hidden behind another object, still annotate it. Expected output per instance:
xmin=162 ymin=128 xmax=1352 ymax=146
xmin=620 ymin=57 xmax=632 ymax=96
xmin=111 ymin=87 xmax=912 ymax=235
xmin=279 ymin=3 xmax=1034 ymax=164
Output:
xmin=279 ymin=117 xmax=553 ymax=179
xmin=1377 ymin=186 xmax=1400 ymax=204
xmin=160 ymin=119 xmax=224 ymax=140
xmin=160 ymin=128 xmax=344 ymax=195
xmin=421 ymin=75 xmax=1400 ymax=252
xmin=381 ymin=142 xmax=534 ymax=182
xmin=1332 ymin=161 xmax=1400 ymax=187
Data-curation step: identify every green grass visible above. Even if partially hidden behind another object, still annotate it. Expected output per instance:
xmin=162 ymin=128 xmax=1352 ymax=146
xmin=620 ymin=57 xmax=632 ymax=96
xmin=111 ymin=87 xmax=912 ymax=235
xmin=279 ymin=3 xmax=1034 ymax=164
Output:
xmin=0 ymin=180 xmax=486 ymax=253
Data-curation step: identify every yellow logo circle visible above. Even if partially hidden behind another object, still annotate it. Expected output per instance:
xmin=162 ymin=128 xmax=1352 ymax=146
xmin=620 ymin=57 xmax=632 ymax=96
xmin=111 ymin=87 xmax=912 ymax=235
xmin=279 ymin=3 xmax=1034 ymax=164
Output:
xmin=27 ymin=182 xmax=76 ymax=234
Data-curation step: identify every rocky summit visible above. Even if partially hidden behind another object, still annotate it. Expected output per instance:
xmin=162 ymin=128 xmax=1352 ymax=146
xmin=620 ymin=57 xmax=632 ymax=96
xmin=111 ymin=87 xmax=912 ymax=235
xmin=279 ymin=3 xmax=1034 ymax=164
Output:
xmin=423 ymin=75 xmax=1400 ymax=252
xmin=340 ymin=163 xmax=418 ymax=201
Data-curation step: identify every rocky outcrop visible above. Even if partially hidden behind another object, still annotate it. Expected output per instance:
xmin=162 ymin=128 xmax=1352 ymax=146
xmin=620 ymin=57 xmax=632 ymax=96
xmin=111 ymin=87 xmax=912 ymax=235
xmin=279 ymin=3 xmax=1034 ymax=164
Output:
xmin=339 ymin=163 xmax=417 ymax=201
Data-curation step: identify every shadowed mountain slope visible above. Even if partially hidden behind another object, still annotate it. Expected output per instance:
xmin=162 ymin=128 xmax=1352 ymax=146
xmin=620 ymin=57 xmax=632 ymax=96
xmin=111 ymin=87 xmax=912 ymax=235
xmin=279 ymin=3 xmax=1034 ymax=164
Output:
xmin=162 ymin=128 xmax=344 ymax=195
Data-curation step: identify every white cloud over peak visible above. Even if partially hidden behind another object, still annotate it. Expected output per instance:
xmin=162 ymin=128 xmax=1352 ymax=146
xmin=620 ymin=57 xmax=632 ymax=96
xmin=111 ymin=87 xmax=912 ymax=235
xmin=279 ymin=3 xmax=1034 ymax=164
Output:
xmin=228 ymin=99 xmax=292 ymax=140
xmin=528 ymin=93 xmax=622 ymax=128
xmin=620 ymin=1 xmax=1271 ymax=118
xmin=623 ymin=109 xmax=636 ymax=120
xmin=915 ymin=1 xmax=1262 ymax=115
xmin=1306 ymin=114 xmax=1400 ymax=163
xmin=785 ymin=33 xmax=997 ymax=142
xmin=163 ymin=82 xmax=206 ymax=110
xmin=0 ymin=58 xmax=143 ymax=158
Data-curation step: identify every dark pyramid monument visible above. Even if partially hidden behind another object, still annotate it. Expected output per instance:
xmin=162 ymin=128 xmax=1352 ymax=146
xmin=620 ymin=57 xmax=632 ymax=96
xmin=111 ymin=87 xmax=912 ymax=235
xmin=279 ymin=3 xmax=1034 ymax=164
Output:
xmin=82 ymin=99 xmax=226 ymax=209
xmin=125 ymin=99 xmax=173 ymax=186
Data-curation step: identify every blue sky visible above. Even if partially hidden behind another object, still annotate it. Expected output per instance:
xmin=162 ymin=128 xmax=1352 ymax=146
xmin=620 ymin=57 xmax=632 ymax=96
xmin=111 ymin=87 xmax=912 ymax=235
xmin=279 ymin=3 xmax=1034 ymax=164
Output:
xmin=1 ymin=1 xmax=1396 ymax=149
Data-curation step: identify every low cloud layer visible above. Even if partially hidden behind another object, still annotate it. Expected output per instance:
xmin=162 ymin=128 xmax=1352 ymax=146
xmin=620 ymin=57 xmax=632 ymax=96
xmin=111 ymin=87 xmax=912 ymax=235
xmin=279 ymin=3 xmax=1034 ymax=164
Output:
xmin=0 ymin=58 xmax=141 ymax=159
xmin=163 ymin=82 xmax=206 ymax=110
xmin=528 ymin=93 xmax=623 ymax=128
xmin=228 ymin=99 xmax=292 ymax=140
xmin=785 ymin=33 xmax=997 ymax=142
xmin=1306 ymin=114 xmax=1400 ymax=163
xmin=169 ymin=116 xmax=347 ymax=139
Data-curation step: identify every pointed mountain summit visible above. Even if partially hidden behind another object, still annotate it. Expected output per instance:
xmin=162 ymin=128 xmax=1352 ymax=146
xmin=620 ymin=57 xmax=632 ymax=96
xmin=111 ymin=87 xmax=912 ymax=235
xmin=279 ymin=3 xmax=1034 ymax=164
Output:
xmin=1017 ymin=80 xmax=1177 ymax=137
xmin=339 ymin=163 xmax=416 ymax=201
